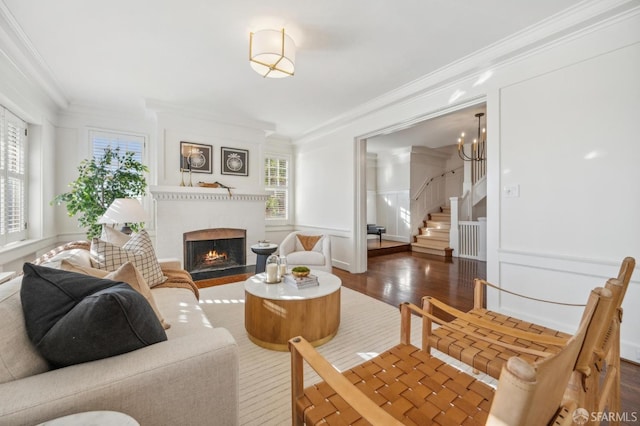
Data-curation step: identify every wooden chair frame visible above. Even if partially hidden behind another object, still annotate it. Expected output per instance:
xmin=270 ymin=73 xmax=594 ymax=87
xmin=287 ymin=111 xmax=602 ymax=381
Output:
xmin=423 ymin=257 xmax=635 ymax=424
xmin=289 ymin=286 xmax=612 ymax=425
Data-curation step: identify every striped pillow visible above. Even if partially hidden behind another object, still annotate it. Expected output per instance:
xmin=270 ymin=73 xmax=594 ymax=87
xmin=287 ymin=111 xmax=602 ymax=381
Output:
xmin=91 ymin=230 xmax=167 ymax=287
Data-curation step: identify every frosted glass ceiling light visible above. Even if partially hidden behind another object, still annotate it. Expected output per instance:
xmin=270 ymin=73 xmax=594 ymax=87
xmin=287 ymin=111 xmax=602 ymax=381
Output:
xmin=249 ymin=28 xmax=296 ymax=78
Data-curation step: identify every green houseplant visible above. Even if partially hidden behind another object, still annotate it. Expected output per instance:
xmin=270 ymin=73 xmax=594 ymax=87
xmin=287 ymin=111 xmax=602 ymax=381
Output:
xmin=53 ymin=147 xmax=149 ymax=239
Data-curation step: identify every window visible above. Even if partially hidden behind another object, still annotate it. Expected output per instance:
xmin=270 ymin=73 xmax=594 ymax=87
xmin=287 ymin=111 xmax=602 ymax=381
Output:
xmin=0 ymin=107 xmax=27 ymax=245
xmin=264 ymin=156 xmax=289 ymax=221
xmin=90 ymin=130 xmax=145 ymax=165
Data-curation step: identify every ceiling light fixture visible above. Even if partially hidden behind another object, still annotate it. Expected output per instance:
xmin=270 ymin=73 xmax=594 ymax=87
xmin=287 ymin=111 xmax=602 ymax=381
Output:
xmin=457 ymin=112 xmax=486 ymax=162
xmin=249 ymin=28 xmax=296 ymax=78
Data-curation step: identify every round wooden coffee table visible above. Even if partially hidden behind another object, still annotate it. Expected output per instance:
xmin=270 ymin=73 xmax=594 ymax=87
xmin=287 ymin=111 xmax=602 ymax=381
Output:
xmin=244 ymin=270 xmax=341 ymax=351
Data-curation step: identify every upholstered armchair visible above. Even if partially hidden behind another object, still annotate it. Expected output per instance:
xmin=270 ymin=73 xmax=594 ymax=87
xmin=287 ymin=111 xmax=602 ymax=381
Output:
xmin=279 ymin=231 xmax=332 ymax=272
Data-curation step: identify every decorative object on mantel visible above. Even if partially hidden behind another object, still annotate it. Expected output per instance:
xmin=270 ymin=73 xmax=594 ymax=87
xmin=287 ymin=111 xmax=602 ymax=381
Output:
xmin=197 ymin=181 xmax=234 ymax=197
xmin=457 ymin=112 xmax=486 ymax=162
xmin=221 ymin=147 xmax=249 ymax=176
xmin=180 ymin=142 xmax=212 ymax=187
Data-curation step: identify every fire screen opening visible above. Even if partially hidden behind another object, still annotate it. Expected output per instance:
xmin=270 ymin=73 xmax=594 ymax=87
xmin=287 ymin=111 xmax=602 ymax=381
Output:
xmin=183 ymin=228 xmax=246 ymax=277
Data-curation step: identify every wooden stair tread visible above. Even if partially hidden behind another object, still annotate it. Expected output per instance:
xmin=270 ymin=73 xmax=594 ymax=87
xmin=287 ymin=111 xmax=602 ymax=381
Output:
xmin=414 ymin=238 xmax=450 ymax=249
xmin=411 ymin=243 xmax=453 ymax=258
xmin=425 ymin=221 xmax=450 ymax=229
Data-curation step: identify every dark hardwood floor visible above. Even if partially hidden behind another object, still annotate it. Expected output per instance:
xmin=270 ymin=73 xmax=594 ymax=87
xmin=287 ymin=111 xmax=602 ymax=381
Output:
xmin=333 ymin=249 xmax=640 ymax=423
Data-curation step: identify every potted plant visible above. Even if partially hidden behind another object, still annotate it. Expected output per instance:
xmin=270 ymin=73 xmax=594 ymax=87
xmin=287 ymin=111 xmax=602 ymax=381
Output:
xmin=52 ymin=147 xmax=149 ymax=239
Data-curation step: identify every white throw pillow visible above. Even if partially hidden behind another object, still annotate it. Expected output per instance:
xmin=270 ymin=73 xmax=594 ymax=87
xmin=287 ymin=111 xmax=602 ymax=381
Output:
xmin=91 ymin=230 xmax=167 ymax=287
xmin=38 ymin=248 xmax=93 ymax=270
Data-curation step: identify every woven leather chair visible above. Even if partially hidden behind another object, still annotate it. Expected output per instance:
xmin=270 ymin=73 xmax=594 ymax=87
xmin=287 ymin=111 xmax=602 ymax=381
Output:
xmin=424 ymin=256 xmax=634 ymax=423
xmin=289 ymin=286 xmax=612 ymax=426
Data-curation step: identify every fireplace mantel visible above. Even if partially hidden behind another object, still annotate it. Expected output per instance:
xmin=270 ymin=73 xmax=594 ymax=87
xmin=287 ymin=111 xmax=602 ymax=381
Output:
xmin=150 ymin=185 xmax=268 ymax=264
xmin=150 ymin=185 xmax=269 ymax=202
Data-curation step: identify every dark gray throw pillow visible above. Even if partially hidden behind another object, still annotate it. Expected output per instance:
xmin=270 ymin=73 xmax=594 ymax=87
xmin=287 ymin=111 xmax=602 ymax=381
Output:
xmin=20 ymin=263 xmax=167 ymax=368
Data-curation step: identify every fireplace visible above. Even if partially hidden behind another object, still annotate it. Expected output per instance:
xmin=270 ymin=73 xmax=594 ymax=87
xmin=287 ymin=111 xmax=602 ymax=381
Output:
xmin=184 ymin=228 xmax=249 ymax=281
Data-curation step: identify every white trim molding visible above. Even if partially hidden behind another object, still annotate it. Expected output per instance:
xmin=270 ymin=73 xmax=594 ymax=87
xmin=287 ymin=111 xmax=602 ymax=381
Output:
xmin=150 ymin=186 xmax=269 ymax=202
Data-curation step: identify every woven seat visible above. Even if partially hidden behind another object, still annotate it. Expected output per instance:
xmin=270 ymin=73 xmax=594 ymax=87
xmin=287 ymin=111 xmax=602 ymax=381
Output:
xmin=424 ymin=257 xmax=635 ymax=423
xmin=290 ymin=286 xmax=612 ymax=426
xmin=427 ymin=308 xmax=571 ymax=378
xmin=297 ymin=343 xmax=495 ymax=425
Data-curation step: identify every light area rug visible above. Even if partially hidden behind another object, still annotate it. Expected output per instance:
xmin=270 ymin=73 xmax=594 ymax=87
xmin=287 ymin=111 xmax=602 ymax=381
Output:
xmin=198 ymin=282 xmax=497 ymax=426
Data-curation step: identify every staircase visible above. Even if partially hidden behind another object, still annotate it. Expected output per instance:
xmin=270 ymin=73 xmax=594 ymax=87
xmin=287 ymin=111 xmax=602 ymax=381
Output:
xmin=411 ymin=206 xmax=453 ymax=258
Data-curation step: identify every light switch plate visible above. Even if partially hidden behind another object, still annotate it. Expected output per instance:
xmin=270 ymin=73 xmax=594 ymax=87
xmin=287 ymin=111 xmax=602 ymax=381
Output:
xmin=503 ymin=184 xmax=520 ymax=198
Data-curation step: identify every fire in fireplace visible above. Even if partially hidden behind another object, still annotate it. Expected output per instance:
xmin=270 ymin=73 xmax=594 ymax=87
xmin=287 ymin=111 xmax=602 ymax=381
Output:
xmin=183 ymin=228 xmax=247 ymax=280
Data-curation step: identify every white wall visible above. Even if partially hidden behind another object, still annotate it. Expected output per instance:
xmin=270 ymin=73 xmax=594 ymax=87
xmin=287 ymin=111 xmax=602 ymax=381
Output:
xmin=374 ymin=148 xmax=411 ymax=242
xmin=294 ymin=140 xmax=352 ymax=270
xmin=492 ymin=39 xmax=640 ymax=359
xmin=366 ymin=153 xmax=377 ymax=225
xmin=294 ymin=11 xmax=640 ymax=360
xmin=0 ymin=32 xmax=61 ymax=271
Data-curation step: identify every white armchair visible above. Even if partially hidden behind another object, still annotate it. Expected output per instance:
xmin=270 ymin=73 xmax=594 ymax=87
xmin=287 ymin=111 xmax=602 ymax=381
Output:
xmin=279 ymin=232 xmax=332 ymax=272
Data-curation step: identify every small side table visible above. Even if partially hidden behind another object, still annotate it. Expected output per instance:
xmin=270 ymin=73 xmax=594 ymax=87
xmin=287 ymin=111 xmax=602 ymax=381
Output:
xmin=250 ymin=243 xmax=278 ymax=274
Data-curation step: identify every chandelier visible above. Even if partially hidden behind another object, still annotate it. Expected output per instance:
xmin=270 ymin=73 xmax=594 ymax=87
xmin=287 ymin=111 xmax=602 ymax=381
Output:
xmin=457 ymin=112 xmax=486 ymax=161
xmin=249 ymin=28 xmax=296 ymax=78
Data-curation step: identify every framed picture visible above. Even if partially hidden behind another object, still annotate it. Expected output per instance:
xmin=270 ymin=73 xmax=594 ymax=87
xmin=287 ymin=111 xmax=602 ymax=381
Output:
xmin=180 ymin=141 xmax=212 ymax=174
xmin=221 ymin=147 xmax=249 ymax=176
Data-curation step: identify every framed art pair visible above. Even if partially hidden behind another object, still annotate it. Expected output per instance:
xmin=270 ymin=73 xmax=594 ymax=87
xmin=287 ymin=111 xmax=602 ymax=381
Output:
xmin=180 ymin=142 xmax=248 ymax=176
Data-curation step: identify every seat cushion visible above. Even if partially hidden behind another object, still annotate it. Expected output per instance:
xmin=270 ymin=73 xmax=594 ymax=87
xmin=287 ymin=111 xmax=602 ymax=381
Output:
xmin=91 ymin=229 xmax=167 ymax=287
xmin=286 ymin=251 xmax=326 ymax=266
xmin=21 ymin=263 xmax=167 ymax=368
xmin=0 ymin=276 xmax=49 ymax=384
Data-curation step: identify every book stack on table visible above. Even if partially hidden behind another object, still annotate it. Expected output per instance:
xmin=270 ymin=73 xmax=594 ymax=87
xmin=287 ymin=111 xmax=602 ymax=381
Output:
xmin=283 ymin=273 xmax=319 ymax=289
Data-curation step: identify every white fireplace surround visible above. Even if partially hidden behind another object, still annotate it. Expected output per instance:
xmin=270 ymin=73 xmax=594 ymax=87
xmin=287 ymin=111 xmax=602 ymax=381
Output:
xmin=150 ymin=186 xmax=269 ymax=268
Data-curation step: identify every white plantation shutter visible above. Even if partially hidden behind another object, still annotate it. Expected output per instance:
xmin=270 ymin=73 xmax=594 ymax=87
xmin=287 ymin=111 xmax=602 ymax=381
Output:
xmin=0 ymin=107 xmax=27 ymax=244
xmin=90 ymin=130 xmax=145 ymax=167
xmin=264 ymin=156 xmax=289 ymax=220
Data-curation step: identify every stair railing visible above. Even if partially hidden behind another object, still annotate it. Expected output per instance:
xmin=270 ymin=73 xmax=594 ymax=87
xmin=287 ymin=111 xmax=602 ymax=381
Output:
xmin=449 ymin=197 xmax=486 ymax=260
xmin=472 ymin=159 xmax=486 ymax=185
xmin=412 ymin=167 xmax=462 ymax=231
xmin=412 ymin=167 xmax=463 ymax=201
xmin=458 ymin=218 xmax=486 ymax=260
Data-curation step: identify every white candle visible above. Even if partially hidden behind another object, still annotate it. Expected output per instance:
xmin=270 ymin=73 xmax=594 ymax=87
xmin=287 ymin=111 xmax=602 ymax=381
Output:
xmin=279 ymin=263 xmax=287 ymax=276
xmin=266 ymin=263 xmax=278 ymax=283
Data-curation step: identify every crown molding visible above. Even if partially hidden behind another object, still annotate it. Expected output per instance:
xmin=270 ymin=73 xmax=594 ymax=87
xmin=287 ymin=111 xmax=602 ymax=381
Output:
xmin=0 ymin=0 xmax=68 ymax=110
xmin=145 ymin=99 xmax=276 ymax=135
xmin=295 ymin=0 xmax=640 ymax=145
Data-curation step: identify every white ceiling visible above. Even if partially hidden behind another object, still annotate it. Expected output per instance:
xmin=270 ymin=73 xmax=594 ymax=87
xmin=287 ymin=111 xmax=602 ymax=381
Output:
xmin=3 ymin=0 xmax=582 ymax=140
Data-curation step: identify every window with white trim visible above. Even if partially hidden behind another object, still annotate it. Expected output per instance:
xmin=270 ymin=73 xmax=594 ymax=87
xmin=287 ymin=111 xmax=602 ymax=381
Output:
xmin=0 ymin=107 xmax=27 ymax=245
xmin=90 ymin=129 xmax=145 ymax=166
xmin=264 ymin=155 xmax=289 ymax=221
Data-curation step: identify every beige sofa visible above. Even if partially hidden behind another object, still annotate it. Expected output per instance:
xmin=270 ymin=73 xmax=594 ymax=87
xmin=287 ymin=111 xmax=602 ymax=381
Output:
xmin=0 ymin=245 xmax=239 ymax=426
